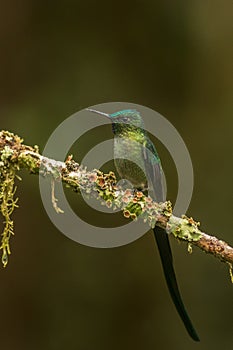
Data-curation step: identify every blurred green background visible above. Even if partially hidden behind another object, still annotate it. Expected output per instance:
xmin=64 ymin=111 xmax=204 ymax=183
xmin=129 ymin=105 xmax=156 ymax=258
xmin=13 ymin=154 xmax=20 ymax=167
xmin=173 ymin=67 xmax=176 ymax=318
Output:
xmin=0 ymin=1 xmax=232 ymax=349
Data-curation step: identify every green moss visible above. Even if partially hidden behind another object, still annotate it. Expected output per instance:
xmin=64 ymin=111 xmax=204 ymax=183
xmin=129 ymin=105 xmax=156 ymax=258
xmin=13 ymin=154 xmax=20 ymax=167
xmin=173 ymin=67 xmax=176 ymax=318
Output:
xmin=123 ymin=202 xmax=142 ymax=220
xmin=18 ymin=153 xmax=39 ymax=174
xmin=0 ymin=146 xmax=14 ymax=161
xmin=168 ymin=215 xmax=202 ymax=242
xmin=0 ymin=146 xmax=19 ymax=267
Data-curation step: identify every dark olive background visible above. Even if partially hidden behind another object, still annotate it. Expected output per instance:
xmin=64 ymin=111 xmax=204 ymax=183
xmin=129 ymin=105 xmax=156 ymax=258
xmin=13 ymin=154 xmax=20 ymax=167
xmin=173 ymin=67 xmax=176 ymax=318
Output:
xmin=0 ymin=1 xmax=232 ymax=349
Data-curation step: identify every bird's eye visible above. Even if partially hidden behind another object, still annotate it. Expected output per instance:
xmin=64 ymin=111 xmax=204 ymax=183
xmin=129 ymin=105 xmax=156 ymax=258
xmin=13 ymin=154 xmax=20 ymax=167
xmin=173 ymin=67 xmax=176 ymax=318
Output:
xmin=122 ymin=117 xmax=129 ymax=123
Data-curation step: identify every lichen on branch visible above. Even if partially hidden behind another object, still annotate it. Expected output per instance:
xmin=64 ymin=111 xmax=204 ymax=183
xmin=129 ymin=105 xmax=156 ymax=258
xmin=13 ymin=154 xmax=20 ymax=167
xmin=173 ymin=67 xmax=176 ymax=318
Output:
xmin=0 ymin=139 xmax=20 ymax=266
xmin=0 ymin=130 xmax=39 ymax=266
xmin=0 ymin=130 xmax=233 ymax=279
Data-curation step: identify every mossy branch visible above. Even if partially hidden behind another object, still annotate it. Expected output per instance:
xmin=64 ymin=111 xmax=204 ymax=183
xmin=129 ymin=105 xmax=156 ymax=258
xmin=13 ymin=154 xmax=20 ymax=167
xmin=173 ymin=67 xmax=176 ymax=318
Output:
xmin=0 ymin=130 xmax=233 ymax=281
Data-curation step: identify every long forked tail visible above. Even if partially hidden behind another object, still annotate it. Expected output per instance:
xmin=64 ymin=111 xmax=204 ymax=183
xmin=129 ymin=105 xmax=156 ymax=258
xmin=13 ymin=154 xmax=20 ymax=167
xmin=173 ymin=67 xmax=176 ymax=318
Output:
xmin=153 ymin=226 xmax=200 ymax=341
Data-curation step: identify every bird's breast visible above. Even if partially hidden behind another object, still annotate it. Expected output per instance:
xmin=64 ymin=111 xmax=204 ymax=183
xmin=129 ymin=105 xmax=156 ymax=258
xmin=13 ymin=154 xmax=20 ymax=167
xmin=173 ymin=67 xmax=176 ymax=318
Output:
xmin=113 ymin=137 xmax=148 ymax=189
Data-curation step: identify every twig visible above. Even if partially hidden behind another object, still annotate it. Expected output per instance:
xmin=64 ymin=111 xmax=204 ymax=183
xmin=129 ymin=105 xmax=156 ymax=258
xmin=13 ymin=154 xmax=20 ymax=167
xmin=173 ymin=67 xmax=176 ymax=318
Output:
xmin=0 ymin=130 xmax=232 ymax=273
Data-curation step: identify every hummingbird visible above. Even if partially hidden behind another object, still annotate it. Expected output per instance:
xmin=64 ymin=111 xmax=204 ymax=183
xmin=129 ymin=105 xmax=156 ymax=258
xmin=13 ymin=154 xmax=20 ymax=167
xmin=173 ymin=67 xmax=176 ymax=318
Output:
xmin=86 ymin=107 xmax=199 ymax=341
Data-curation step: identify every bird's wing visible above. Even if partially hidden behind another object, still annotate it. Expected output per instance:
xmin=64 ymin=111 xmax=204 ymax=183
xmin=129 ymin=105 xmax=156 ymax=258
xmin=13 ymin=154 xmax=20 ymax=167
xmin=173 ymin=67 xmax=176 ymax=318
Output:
xmin=142 ymin=138 xmax=164 ymax=202
xmin=142 ymin=137 xmax=173 ymax=262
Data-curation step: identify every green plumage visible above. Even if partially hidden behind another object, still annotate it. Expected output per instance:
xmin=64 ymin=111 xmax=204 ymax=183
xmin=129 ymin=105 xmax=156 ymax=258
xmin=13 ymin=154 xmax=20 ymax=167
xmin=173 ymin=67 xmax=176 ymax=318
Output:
xmin=87 ymin=107 xmax=199 ymax=341
xmin=111 ymin=110 xmax=163 ymax=201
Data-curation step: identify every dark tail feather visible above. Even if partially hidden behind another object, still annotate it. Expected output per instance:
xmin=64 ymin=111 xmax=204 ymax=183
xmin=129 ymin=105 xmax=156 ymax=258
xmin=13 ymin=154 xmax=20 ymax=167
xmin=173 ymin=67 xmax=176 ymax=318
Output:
xmin=153 ymin=227 xmax=200 ymax=341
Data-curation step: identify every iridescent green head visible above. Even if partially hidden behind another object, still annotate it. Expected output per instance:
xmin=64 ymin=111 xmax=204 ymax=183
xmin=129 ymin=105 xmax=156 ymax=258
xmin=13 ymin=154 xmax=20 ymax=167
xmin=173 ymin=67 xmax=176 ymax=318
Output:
xmin=86 ymin=108 xmax=145 ymax=134
xmin=109 ymin=109 xmax=144 ymax=128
